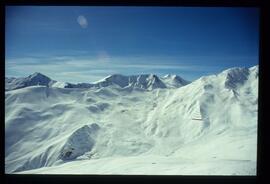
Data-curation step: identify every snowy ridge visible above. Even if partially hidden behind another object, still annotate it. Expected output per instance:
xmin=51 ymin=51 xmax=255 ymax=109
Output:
xmin=94 ymin=74 xmax=168 ymax=90
xmin=6 ymin=73 xmax=189 ymax=91
xmin=5 ymin=66 xmax=258 ymax=175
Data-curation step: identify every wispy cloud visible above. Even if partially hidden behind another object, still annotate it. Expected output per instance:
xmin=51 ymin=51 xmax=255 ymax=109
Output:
xmin=5 ymin=54 xmax=234 ymax=83
xmin=77 ymin=15 xmax=88 ymax=28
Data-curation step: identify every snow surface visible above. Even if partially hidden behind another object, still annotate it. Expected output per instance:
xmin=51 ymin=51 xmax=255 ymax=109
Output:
xmin=5 ymin=66 xmax=258 ymax=175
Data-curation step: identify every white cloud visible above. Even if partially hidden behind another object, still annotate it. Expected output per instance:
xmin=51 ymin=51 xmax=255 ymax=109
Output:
xmin=77 ymin=15 xmax=88 ymax=28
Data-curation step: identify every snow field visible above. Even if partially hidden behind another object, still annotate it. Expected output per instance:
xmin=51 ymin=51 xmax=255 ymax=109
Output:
xmin=5 ymin=66 xmax=258 ymax=175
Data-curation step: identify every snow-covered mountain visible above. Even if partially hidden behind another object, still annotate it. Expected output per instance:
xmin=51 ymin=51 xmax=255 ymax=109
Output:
xmin=5 ymin=72 xmax=56 ymax=91
xmin=93 ymin=74 xmax=169 ymax=90
xmin=5 ymin=73 xmax=189 ymax=91
xmin=5 ymin=66 xmax=258 ymax=175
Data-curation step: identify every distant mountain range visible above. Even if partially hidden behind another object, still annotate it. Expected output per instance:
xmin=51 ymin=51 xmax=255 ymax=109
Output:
xmin=5 ymin=72 xmax=190 ymax=91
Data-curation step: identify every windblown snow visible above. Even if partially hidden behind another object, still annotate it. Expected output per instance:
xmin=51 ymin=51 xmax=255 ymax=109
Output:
xmin=5 ymin=66 xmax=258 ymax=175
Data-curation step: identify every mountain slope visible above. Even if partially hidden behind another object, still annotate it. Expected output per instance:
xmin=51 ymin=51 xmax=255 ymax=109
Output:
xmin=5 ymin=66 xmax=258 ymax=175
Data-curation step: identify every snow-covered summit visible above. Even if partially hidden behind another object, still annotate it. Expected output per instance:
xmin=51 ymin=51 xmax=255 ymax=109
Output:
xmin=92 ymin=74 xmax=167 ymax=90
xmin=27 ymin=72 xmax=53 ymax=85
xmin=5 ymin=72 xmax=56 ymax=91
xmin=161 ymin=74 xmax=190 ymax=88
xmin=249 ymin=65 xmax=259 ymax=78
xmin=93 ymin=74 xmax=130 ymax=88
xmin=219 ymin=66 xmax=257 ymax=90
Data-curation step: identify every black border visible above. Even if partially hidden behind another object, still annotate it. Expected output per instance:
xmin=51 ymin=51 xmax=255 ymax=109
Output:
xmin=1 ymin=0 xmax=263 ymax=6
xmin=257 ymin=1 xmax=269 ymax=183
xmin=4 ymin=175 xmax=259 ymax=184
xmin=1 ymin=0 xmax=269 ymax=184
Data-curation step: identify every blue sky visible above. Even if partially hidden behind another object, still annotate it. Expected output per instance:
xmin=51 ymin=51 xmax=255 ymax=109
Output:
xmin=6 ymin=6 xmax=259 ymax=83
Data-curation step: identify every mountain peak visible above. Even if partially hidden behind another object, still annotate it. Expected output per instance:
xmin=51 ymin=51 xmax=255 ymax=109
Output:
xmin=249 ymin=65 xmax=258 ymax=74
xmin=161 ymin=74 xmax=190 ymax=88
xmin=164 ymin=74 xmax=177 ymax=78
xmin=91 ymin=73 xmax=167 ymax=90
xmin=27 ymin=72 xmax=52 ymax=84
xmin=32 ymin=72 xmax=43 ymax=76
xmin=5 ymin=72 xmax=54 ymax=91
xmin=220 ymin=67 xmax=250 ymax=89
xmin=28 ymin=72 xmax=50 ymax=80
xmin=104 ymin=74 xmax=125 ymax=80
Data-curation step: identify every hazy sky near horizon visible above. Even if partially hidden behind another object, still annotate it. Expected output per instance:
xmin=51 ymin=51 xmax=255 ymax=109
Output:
xmin=6 ymin=6 xmax=259 ymax=83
